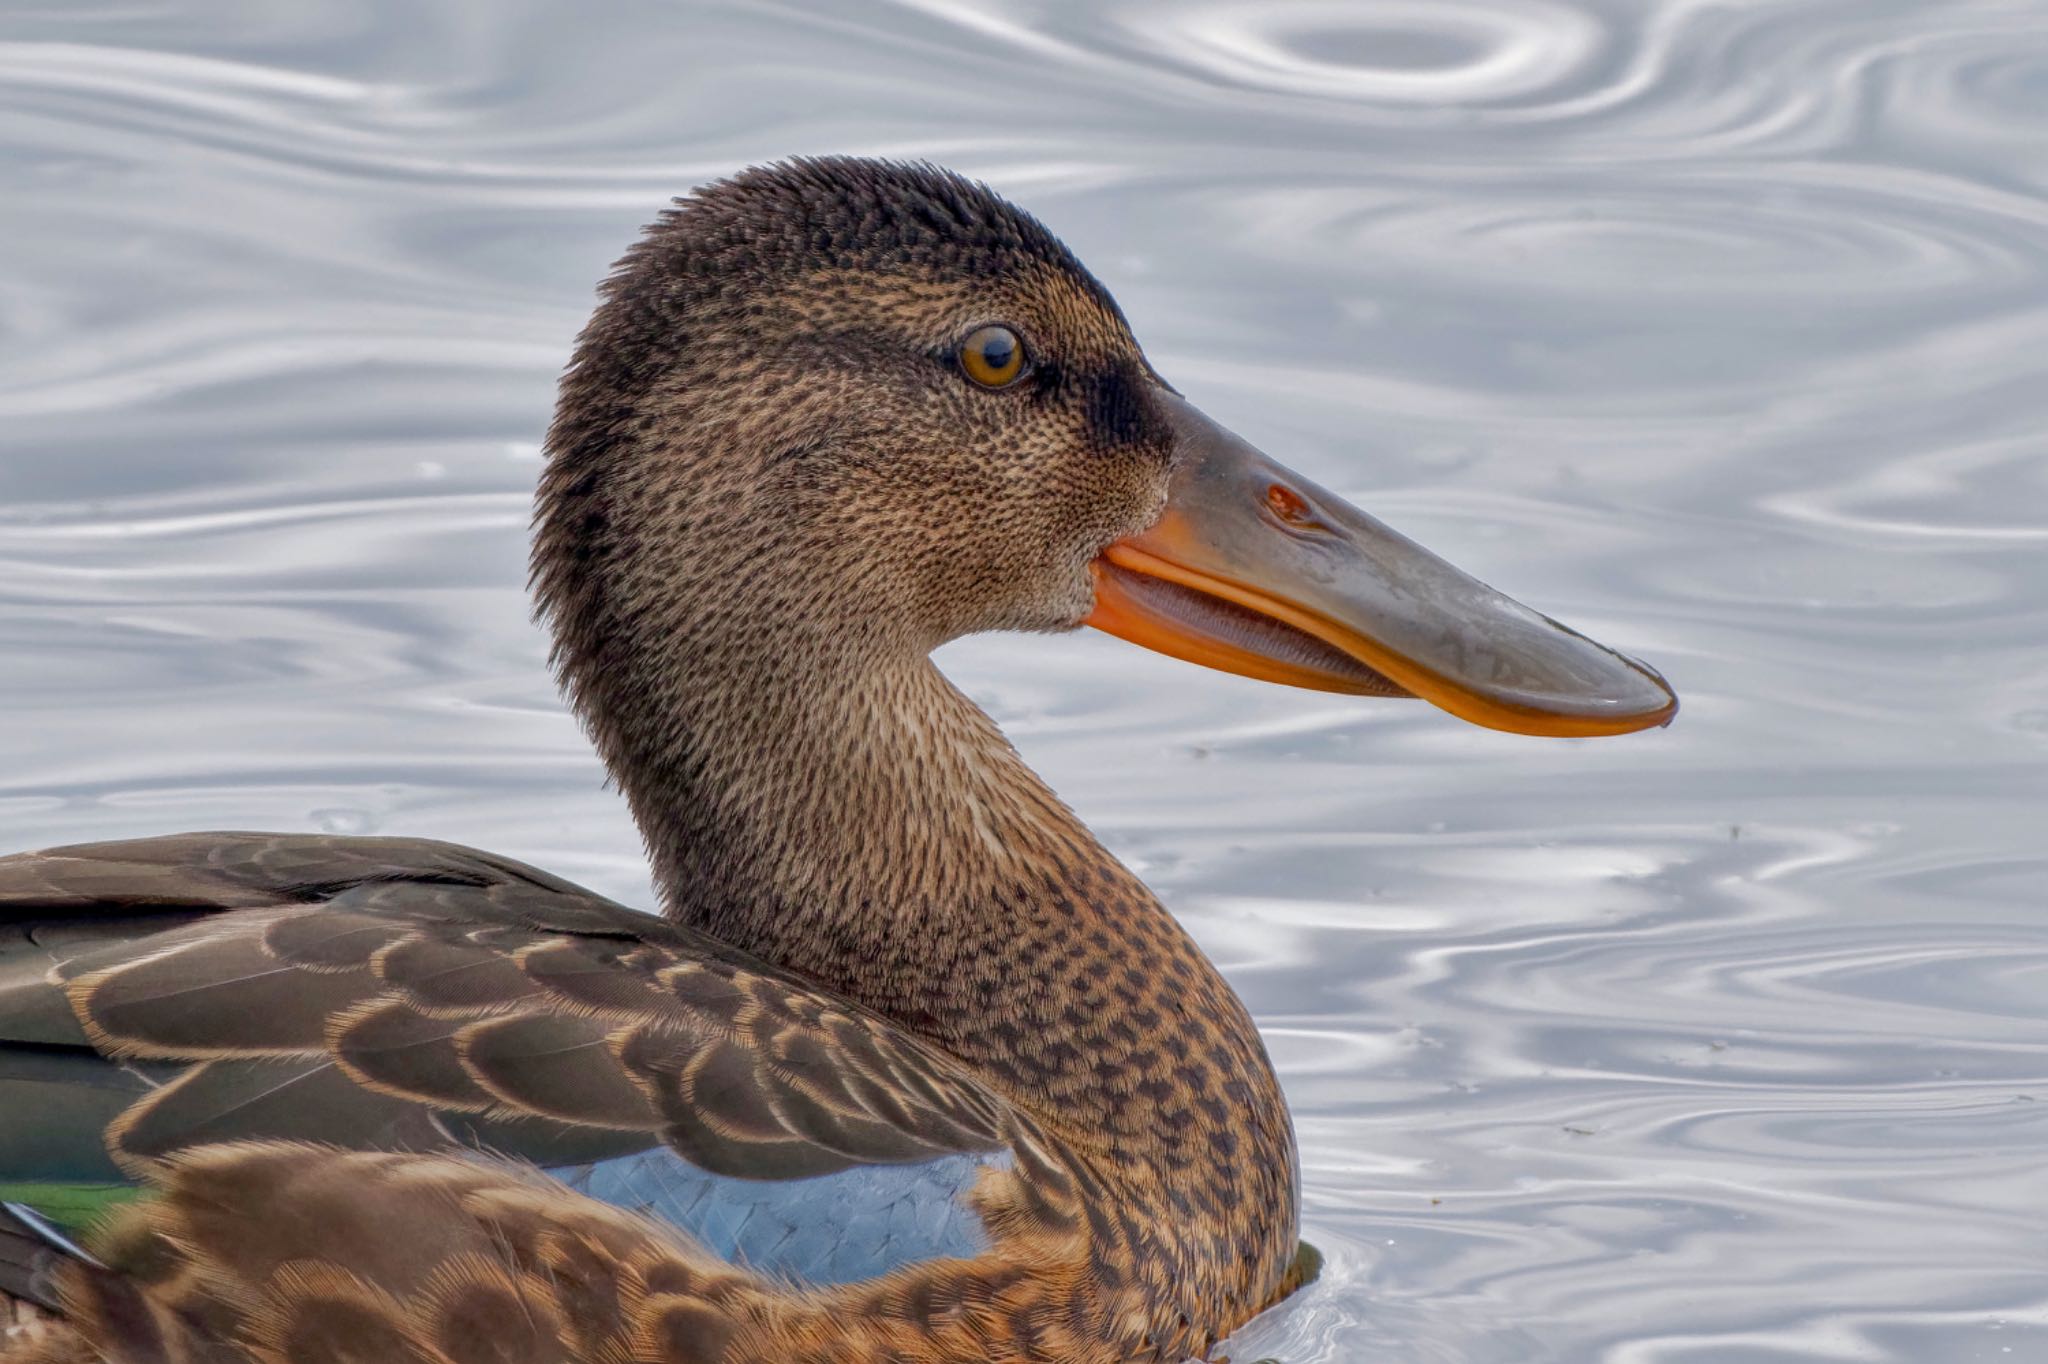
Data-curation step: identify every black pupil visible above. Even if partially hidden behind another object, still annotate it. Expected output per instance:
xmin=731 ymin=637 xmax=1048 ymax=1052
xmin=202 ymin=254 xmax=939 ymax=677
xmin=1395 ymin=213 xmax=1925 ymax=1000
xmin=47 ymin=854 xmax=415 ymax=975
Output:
xmin=977 ymin=331 xmax=1015 ymax=373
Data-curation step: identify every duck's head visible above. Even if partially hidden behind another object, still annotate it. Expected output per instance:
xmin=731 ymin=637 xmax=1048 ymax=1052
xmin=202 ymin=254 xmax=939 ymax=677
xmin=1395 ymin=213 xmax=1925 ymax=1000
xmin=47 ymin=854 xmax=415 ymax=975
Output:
xmin=537 ymin=158 xmax=1674 ymax=738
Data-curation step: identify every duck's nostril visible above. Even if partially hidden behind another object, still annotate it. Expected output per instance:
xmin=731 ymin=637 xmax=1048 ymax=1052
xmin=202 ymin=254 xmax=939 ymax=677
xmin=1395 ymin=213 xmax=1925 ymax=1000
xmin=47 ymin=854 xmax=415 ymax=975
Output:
xmin=1266 ymin=483 xmax=1315 ymax=528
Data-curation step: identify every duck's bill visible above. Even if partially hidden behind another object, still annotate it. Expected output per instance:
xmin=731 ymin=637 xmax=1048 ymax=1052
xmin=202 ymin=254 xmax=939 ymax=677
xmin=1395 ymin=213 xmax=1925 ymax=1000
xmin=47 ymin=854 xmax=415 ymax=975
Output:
xmin=1085 ymin=393 xmax=1677 ymax=738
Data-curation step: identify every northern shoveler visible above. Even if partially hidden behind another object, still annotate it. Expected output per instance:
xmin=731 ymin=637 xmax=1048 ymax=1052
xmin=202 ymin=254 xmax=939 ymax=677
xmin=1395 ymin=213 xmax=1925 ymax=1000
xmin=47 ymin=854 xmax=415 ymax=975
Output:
xmin=0 ymin=158 xmax=1674 ymax=1364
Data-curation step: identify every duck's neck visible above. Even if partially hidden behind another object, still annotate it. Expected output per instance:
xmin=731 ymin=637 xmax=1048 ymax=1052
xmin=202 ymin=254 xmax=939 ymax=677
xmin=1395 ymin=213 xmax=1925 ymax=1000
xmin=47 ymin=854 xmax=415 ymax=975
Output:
xmin=589 ymin=634 xmax=1294 ymax=1212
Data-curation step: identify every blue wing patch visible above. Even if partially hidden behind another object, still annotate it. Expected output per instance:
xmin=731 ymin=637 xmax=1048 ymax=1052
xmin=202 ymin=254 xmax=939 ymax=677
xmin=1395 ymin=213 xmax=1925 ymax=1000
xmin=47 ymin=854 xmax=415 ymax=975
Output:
xmin=548 ymin=1147 xmax=1011 ymax=1285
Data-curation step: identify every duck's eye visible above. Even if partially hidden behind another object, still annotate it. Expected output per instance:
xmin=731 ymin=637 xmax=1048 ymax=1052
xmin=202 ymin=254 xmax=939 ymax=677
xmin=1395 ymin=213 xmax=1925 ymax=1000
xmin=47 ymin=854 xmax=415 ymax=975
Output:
xmin=959 ymin=324 xmax=1026 ymax=389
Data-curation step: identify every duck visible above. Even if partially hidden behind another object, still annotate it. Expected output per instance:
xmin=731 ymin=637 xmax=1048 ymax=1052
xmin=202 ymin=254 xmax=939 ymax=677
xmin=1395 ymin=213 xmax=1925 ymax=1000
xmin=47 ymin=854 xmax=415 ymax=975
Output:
xmin=0 ymin=158 xmax=1676 ymax=1364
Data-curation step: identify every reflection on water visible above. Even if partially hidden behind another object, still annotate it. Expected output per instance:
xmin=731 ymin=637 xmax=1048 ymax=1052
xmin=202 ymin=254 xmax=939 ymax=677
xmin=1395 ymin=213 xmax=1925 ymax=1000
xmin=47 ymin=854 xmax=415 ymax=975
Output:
xmin=3 ymin=1 xmax=2045 ymax=1359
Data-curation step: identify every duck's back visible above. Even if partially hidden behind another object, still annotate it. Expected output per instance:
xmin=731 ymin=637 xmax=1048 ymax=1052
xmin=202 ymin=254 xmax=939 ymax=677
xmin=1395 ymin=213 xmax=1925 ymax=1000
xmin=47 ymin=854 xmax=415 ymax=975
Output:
xmin=0 ymin=834 xmax=1104 ymax=1337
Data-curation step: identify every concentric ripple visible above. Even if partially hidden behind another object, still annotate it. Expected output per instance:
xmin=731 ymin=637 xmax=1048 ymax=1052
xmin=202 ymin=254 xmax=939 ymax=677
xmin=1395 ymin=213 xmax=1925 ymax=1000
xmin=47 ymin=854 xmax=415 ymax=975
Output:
xmin=1213 ymin=174 xmax=2046 ymax=306
xmin=1114 ymin=0 xmax=1606 ymax=105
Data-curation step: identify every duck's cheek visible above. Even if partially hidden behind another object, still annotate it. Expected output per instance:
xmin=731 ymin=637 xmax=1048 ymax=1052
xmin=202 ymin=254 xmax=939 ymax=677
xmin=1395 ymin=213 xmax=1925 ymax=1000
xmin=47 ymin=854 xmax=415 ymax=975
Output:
xmin=1054 ymin=562 xmax=1102 ymax=631
xmin=988 ymin=555 xmax=1099 ymax=636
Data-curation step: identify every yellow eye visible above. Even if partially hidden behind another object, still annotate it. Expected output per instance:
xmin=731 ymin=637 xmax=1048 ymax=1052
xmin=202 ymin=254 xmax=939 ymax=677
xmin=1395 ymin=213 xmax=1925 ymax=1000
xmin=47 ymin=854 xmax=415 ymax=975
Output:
xmin=959 ymin=324 xmax=1026 ymax=388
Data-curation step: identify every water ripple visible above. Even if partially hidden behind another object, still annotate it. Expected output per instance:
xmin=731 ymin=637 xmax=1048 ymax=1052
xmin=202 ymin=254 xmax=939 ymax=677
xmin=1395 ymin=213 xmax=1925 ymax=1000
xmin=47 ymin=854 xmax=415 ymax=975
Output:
xmin=1118 ymin=0 xmax=1608 ymax=106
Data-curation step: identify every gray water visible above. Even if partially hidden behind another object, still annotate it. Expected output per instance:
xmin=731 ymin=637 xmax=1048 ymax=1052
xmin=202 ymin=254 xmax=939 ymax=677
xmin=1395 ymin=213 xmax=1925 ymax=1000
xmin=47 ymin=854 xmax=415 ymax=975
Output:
xmin=3 ymin=2 xmax=2046 ymax=1359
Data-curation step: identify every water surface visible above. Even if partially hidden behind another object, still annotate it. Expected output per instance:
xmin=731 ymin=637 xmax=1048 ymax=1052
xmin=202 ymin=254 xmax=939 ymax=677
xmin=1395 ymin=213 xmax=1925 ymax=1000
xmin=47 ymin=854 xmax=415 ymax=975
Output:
xmin=2 ymin=2 xmax=2046 ymax=1359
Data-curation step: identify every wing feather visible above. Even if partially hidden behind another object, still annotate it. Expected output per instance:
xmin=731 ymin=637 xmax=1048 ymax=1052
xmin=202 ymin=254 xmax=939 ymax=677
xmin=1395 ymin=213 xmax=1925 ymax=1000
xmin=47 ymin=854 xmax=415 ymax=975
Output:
xmin=0 ymin=833 xmax=1028 ymax=1283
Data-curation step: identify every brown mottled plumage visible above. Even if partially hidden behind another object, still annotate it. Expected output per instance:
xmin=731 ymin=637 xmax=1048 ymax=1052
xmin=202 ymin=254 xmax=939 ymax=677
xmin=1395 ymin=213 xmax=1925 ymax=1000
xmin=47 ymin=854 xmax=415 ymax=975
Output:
xmin=1 ymin=160 xmax=1299 ymax=1362
xmin=8 ymin=1141 xmax=1320 ymax=1364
